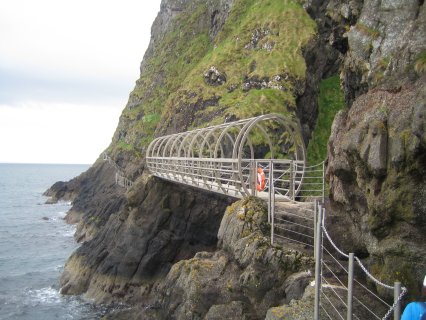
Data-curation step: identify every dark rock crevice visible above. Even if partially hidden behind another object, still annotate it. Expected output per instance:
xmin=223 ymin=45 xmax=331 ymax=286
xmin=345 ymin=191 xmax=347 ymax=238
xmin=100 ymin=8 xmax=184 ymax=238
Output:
xmin=296 ymin=0 xmax=348 ymax=144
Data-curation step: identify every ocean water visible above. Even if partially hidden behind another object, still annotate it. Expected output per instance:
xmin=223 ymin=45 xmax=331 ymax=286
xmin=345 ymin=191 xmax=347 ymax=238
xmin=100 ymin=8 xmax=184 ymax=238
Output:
xmin=0 ymin=163 xmax=105 ymax=320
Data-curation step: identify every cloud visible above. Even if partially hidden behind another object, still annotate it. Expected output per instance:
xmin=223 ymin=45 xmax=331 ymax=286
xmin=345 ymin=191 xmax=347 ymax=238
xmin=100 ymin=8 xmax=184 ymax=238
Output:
xmin=0 ymin=0 xmax=161 ymax=163
xmin=0 ymin=0 xmax=160 ymax=105
xmin=0 ymin=66 xmax=132 ymax=106
xmin=0 ymin=102 xmax=122 ymax=164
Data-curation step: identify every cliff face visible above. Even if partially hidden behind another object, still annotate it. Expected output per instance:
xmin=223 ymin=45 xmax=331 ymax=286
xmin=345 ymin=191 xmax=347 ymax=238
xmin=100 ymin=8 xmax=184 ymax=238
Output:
xmin=60 ymin=173 xmax=234 ymax=304
xmin=45 ymin=0 xmax=426 ymax=318
xmin=123 ymin=198 xmax=313 ymax=319
xmin=325 ymin=0 xmax=426 ymax=297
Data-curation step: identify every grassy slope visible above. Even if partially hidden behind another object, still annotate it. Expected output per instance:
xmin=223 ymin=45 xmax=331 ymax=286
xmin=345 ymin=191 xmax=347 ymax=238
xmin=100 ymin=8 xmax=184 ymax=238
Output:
xmin=162 ymin=0 xmax=317 ymax=124
xmin=307 ymin=75 xmax=344 ymax=165
xmin=114 ymin=2 xmax=212 ymax=152
xmin=111 ymin=0 xmax=317 ymax=156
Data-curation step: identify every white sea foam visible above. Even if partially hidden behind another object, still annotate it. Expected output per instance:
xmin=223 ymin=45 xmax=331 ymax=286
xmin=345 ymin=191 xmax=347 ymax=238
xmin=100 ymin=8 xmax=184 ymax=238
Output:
xmin=50 ymin=211 xmax=66 ymax=221
xmin=0 ymin=164 xmax=95 ymax=319
xmin=54 ymin=264 xmax=64 ymax=271
xmin=62 ymin=225 xmax=76 ymax=237
xmin=57 ymin=211 xmax=66 ymax=218
xmin=27 ymin=287 xmax=61 ymax=305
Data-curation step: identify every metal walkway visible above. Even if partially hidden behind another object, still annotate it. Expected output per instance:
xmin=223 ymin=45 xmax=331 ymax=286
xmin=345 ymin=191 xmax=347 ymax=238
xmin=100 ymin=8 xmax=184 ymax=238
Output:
xmin=97 ymin=110 xmax=409 ymax=320
xmin=146 ymin=113 xmax=324 ymax=201
xmin=143 ymin=114 xmax=405 ymax=319
xmin=103 ymin=153 xmax=133 ymax=189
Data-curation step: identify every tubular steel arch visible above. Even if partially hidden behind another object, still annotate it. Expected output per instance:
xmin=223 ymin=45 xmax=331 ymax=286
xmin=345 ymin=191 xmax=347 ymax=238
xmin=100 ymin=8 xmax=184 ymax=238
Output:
xmin=146 ymin=113 xmax=307 ymax=199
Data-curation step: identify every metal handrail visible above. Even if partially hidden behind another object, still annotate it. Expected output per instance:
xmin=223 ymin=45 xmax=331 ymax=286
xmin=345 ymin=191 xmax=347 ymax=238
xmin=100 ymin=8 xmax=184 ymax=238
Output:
xmin=103 ymin=153 xmax=133 ymax=190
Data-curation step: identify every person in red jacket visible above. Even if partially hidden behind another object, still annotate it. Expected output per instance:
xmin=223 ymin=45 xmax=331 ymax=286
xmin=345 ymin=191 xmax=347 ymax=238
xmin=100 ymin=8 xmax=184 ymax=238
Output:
xmin=256 ymin=166 xmax=265 ymax=191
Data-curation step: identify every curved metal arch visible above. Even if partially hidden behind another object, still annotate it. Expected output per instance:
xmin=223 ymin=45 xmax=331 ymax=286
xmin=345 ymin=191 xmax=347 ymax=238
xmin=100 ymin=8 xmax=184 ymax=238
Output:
xmin=176 ymin=131 xmax=196 ymax=157
xmin=146 ymin=113 xmax=306 ymax=199
xmin=169 ymin=134 xmax=187 ymax=157
xmin=187 ymin=127 xmax=211 ymax=158
xmin=213 ymin=123 xmax=244 ymax=159
xmin=147 ymin=135 xmax=164 ymax=158
xmin=237 ymin=122 xmax=274 ymax=195
xmin=199 ymin=128 xmax=223 ymax=158
xmin=162 ymin=134 xmax=180 ymax=157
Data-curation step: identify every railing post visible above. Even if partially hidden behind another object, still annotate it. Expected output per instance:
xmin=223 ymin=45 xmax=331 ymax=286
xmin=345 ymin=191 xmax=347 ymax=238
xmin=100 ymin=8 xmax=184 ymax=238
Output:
xmin=394 ymin=282 xmax=401 ymax=320
xmin=314 ymin=204 xmax=323 ymax=320
xmin=293 ymin=161 xmax=296 ymax=201
xmin=314 ymin=200 xmax=317 ymax=260
xmin=347 ymin=253 xmax=354 ymax=320
xmin=270 ymin=165 xmax=275 ymax=245
xmin=322 ymin=161 xmax=325 ymax=203
xmin=289 ymin=160 xmax=294 ymax=201
xmin=253 ymin=160 xmax=257 ymax=196
xmin=268 ymin=160 xmax=273 ymax=223
xmin=271 ymin=206 xmax=274 ymax=245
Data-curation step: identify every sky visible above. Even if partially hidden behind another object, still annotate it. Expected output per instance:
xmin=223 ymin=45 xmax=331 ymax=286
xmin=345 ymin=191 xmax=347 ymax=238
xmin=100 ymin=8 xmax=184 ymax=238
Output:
xmin=0 ymin=0 xmax=162 ymax=164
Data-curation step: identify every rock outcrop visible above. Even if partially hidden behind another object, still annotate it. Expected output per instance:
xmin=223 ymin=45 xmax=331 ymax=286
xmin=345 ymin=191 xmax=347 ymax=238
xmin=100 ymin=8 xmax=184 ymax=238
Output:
xmin=44 ymin=160 xmax=128 ymax=242
xmin=325 ymin=0 xmax=426 ymax=298
xmin=327 ymin=81 xmax=426 ymax=297
xmin=60 ymin=173 xmax=233 ymax=303
xmin=105 ymin=198 xmax=313 ymax=319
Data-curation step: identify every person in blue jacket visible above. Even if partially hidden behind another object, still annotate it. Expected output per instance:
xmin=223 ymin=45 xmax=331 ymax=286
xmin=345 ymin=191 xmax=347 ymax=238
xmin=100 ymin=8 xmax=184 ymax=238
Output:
xmin=401 ymin=276 xmax=426 ymax=320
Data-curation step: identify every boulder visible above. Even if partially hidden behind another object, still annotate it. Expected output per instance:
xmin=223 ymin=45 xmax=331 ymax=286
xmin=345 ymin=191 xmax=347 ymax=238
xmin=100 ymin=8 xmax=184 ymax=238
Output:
xmin=204 ymin=66 xmax=227 ymax=86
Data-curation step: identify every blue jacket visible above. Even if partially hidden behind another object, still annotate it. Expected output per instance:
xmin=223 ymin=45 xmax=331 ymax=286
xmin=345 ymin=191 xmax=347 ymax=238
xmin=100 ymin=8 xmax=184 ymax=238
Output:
xmin=401 ymin=302 xmax=426 ymax=320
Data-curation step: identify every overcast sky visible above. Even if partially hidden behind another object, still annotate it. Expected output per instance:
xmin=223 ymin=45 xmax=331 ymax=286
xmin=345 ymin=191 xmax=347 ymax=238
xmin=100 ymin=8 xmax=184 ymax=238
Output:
xmin=0 ymin=0 xmax=161 ymax=164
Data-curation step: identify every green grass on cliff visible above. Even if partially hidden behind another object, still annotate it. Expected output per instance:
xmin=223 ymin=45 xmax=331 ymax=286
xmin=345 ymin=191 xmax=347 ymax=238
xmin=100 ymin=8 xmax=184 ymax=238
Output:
xmin=114 ymin=0 xmax=317 ymax=155
xmin=206 ymin=0 xmax=314 ymax=80
xmin=307 ymin=75 xmax=344 ymax=165
xmin=117 ymin=2 xmax=213 ymax=151
xmin=414 ymin=51 xmax=426 ymax=73
xmin=163 ymin=0 xmax=317 ymax=125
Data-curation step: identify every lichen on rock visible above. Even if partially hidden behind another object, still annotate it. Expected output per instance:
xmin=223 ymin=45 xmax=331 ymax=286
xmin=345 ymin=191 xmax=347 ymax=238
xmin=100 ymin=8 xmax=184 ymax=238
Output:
xmin=327 ymin=80 xmax=426 ymax=298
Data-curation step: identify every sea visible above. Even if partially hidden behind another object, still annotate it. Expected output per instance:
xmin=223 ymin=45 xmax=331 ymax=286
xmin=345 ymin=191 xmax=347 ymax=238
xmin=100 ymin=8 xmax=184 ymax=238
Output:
xmin=0 ymin=163 xmax=106 ymax=320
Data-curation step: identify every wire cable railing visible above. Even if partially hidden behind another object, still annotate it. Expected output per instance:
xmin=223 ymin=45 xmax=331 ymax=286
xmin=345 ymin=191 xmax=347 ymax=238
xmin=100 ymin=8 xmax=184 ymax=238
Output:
xmin=313 ymin=202 xmax=407 ymax=320
xmin=269 ymin=160 xmax=323 ymax=249
xmin=103 ymin=153 xmax=134 ymax=189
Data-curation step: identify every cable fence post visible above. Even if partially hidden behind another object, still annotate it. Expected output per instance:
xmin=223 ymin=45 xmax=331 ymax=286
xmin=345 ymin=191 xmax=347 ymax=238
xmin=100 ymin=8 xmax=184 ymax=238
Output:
xmin=394 ymin=282 xmax=401 ymax=320
xmin=290 ymin=160 xmax=294 ymax=201
xmin=251 ymin=160 xmax=256 ymax=196
xmin=270 ymin=163 xmax=275 ymax=245
xmin=314 ymin=203 xmax=323 ymax=320
xmin=268 ymin=160 xmax=273 ymax=224
xmin=271 ymin=206 xmax=274 ymax=245
xmin=314 ymin=200 xmax=317 ymax=260
xmin=347 ymin=253 xmax=354 ymax=320
xmin=322 ymin=161 xmax=325 ymax=203
xmin=293 ymin=161 xmax=296 ymax=201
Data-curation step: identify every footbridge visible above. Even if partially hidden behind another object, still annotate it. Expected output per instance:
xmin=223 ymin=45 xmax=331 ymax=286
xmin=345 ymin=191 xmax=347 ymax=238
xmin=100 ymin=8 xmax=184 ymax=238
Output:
xmin=145 ymin=114 xmax=407 ymax=319
xmin=116 ymin=113 xmax=405 ymax=319
xmin=146 ymin=113 xmax=325 ymax=202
